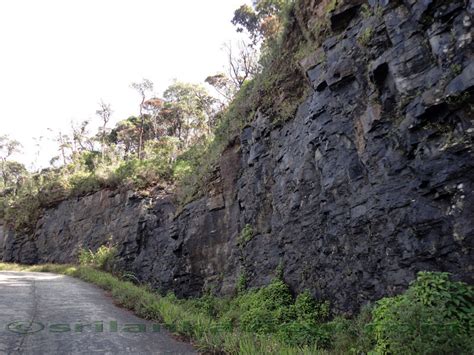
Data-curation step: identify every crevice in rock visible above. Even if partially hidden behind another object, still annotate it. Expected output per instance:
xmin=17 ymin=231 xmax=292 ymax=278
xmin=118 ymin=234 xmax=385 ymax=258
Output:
xmin=316 ymin=81 xmax=328 ymax=92
xmin=330 ymin=5 xmax=361 ymax=33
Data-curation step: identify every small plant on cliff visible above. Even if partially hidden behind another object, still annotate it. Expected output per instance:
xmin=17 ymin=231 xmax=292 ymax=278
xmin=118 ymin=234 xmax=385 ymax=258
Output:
xmin=451 ymin=63 xmax=462 ymax=76
xmin=238 ymin=224 xmax=255 ymax=247
xmin=357 ymin=27 xmax=374 ymax=47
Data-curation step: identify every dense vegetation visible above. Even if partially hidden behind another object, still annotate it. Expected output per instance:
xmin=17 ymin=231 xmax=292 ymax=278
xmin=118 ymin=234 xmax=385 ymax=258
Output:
xmin=1 ymin=260 xmax=472 ymax=354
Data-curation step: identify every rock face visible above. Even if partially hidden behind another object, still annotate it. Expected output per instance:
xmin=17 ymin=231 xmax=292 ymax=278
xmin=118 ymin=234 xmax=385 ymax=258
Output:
xmin=2 ymin=0 xmax=473 ymax=313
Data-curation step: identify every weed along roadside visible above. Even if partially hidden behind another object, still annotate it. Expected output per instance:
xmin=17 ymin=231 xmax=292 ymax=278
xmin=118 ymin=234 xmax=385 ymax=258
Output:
xmin=0 ymin=262 xmax=472 ymax=354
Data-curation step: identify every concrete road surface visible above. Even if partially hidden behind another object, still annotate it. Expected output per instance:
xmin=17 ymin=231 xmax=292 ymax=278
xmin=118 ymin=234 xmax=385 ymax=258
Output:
xmin=0 ymin=271 xmax=196 ymax=354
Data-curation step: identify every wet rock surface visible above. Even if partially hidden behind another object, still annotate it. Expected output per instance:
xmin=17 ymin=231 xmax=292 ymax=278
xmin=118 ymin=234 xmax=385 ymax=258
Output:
xmin=3 ymin=0 xmax=473 ymax=313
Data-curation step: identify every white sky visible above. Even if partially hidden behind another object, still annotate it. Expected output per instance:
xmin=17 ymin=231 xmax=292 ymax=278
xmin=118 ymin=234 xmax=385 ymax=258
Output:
xmin=0 ymin=0 xmax=250 ymax=170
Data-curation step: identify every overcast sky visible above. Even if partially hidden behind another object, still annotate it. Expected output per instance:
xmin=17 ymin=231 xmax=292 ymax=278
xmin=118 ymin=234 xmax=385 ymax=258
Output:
xmin=0 ymin=0 xmax=250 ymax=169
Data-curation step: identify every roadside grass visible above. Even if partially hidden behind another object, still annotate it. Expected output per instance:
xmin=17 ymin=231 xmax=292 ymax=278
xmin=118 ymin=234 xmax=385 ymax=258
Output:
xmin=1 ymin=263 xmax=472 ymax=354
xmin=0 ymin=263 xmax=323 ymax=354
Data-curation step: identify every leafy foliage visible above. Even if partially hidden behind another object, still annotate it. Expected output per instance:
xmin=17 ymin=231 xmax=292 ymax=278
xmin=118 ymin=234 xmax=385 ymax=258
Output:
xmin=183 ymin=278 xmax=333 ymax=348
xmin=0 ymin=135 xmax=23 ymax=188
xmin=238 ymin=223 xmax=255 ymax=247
xmin=162 ymin=81 xmax=216 ymax=147
xmin=79 ymin=244 xmax=117 ymax=271
xmin=236 ymin=271 xmax=248 ymax=294
xmin=232 ymin=0 xmax=290 ymax=46
xmin=370 ymin=272 xmax=474 ymax=354
xmin=326 ymin=305 xmax=374 ymax=353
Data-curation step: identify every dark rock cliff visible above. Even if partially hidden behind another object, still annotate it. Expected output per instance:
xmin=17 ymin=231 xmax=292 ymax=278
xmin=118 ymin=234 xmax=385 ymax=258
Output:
xmin=2 ymin=0 xmax=473 ymax=313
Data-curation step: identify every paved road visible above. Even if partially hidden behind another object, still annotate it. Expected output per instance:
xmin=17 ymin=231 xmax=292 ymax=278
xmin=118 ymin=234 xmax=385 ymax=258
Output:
xmin=0 ymin=271 xmax=196 ymax=354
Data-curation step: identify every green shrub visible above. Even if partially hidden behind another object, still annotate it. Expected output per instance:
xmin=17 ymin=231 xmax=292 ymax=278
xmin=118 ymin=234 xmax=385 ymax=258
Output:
xmin=184 ymin=293 xmax=222 ymax=318
xmin=357 ymin=27 xmax=374 ymax=46
xmin=293 ymin=291 xmax=330 ymax=323
xmin=370 ymin=272 xmax=474 ymax=354
xmin=238 ymin=224 xmax=255 ymax=247
xmin=236 ymin=271 xmax=248 ymax=294
xmin=2 ymin=194 xmax=41 ymax=233
xmin=78 ymin=249 xmax=93 ymax=266
xmin=327 ymin=304 xmax=374 ymax=353
xmin=69 ymin=171 xmax=101 ymax=196
xmin=276 ymin=321 xmax=331 ymax=348
xmin=78 ymin=244 xmax=117 ymax=271
xmin=238 ymin=280 xmax=295 ymax=333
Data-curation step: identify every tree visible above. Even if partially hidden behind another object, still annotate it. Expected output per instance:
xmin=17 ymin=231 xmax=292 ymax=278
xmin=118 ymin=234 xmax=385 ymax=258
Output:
xmin=205 ymin=73 xmax=236 ymax=103
xmin=143 ymin=97 xmax=165 ymax=140
xmin=60 ymin=133 xmax=70 ymax=165
xmin=162 ymin=82 xmax=216 ymax=147
xmin=232 ymin=4 xmax=260 ymax=45
xmin=206 ymin=40 xmax=258 ymax=105
xmin=130 ymin=79 xmax=154 ymax=159
xmin=2 ymin=161 xmax=27 ymax=194
xmin=225 ymin=40 xmax=259 ymax=89
xmin=31 ymin=136 xmax=44 ymax=172
xmin=0 ymin=135 xmax=22 ymax=188
xmin=95 ymin=100 xmax=113 ymax=157
xmin=108 ymin=115 xmax=158 ymax=157
xmin=70 ymin=120 xmax=95 ymax=153
xmin=232 ymin=0 xmax=287 ymax=47
xmin=108 ymin=117 xmax=141 ymax=157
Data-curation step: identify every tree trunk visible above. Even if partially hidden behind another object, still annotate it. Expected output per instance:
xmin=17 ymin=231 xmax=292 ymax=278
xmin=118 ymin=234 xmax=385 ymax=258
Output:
xmin=138 ymin=97 xmax=145 ymax=160
xmin=138 ymin=115 xmax=145 ymax=160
